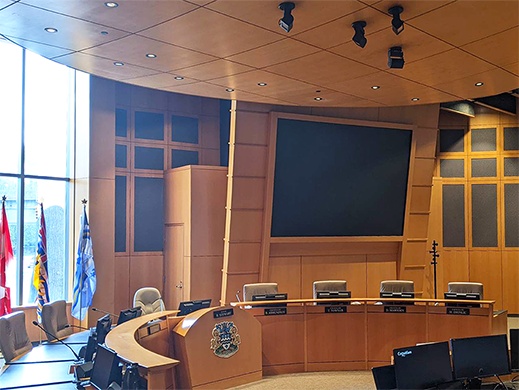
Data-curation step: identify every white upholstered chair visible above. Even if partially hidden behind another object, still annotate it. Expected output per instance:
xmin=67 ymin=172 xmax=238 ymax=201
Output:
xmin=133 ymin=287 xmax=165 ymax=315
xmin=243 ymin=283 xmax=278 ymax=302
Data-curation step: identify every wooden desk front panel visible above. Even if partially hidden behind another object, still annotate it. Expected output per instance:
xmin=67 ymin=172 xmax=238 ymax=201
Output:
xmin=367 ymin=306 xmax=427 ymax=364
xmin=306 ymin=306 xmax=365 ymax=365
xmin=428 ymin=307 xmax=490 ymax=342
xmin=255 ymin=308 xmax=305 ymax=372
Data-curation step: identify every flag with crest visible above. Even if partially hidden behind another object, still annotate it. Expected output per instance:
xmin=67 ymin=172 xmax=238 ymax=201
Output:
xmin=32 ymin=203 xmax=49 ymax=322
xmin=72 ymin=204 xmax=96 ymax=320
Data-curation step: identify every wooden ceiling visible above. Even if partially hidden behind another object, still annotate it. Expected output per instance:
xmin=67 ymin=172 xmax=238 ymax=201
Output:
xmin=0 ymin=0 xmax=518 ymax=107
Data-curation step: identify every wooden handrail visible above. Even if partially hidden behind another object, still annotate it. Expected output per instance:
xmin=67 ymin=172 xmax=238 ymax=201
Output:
xmin=230 ymin=297 xmax=496 ymax=307
xmin=105 ymin=310 xmax=180 ymax=371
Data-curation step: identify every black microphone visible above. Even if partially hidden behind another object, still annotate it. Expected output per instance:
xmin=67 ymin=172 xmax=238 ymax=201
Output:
xmin=32 ymin=321 xmax=82 ymax=362
xmin=64 ymin=324 xmax=90 ymax=331
xmin=92 ymin=307 xmax=119 ymax=319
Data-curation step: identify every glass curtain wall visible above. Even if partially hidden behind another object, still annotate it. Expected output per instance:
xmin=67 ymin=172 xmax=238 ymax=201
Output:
xmin=0 ymin=38 xmax=89 ymax=306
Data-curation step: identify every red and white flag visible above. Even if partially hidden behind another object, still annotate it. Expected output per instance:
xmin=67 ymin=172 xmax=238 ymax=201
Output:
xmin=0 ymin=198 xmax=13 ymax=316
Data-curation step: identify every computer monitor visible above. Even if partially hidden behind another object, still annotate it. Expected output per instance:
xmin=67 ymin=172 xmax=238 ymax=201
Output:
xmin=251 ymin=293 xmax=288 ymax=308
xmin=511 ymin=329 xmax=519 ymax=371
xmin=444 ymin=292 xmax=481 ymax=308
xmin=83 ymin=333 xmax=97 ymax=363
xmin=90 ymin=344 xmax=122 ymax=390
xmin=393 ymin=341 xmax=453 ymax=390
xmin=451 ymin=334 xmax=510 ymax=380
xmin=95 ymin=314 xmax=112 ymax=345
xmin=178 ymin=299 xmax=211 ymax=316
xmin=117 ymin=307 xmax=142 ymax=325
xmin=380 ymin=291 xmax=415 ymax=305
xmin=315 ymin=291 xmax=351 ymax=305
xmin=372 ymin=365 xmax=397 ymax=390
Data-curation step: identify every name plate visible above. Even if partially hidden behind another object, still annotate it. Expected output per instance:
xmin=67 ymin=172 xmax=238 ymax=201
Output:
xmin=446 ymin=307 xmax=470 ymax=316
xmin=384 ymin=306 xmax=407 ymax=313
xmin=213 ymin=308 xmax=234 ymax=319
xmin=325 ymin=306 xmax=347 ymax=314
xmin=264 ymin=308 xmax=287 ymax=316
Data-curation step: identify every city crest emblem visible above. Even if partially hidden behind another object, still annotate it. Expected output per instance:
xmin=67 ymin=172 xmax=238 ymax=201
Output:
xmin=210 ymin=321 xmax=241 ymax=358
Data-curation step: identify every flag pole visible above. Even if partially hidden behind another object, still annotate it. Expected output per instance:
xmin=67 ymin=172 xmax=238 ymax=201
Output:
xmin=80 ymin=199 xmax=87 ymax=329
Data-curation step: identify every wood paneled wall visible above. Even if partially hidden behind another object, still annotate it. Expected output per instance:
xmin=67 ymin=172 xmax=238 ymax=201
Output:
xmin=221 ymin=102 xmax=440 ymax=303
xmin=430 ymin=105 xmax=519 ymax=313
xmin=89 ymin=78 xmax=221 ymax=326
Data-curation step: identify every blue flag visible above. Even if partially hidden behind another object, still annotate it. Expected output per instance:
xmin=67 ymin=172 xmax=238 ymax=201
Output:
xmin=72 ymin=206 xmax=96 ymax=320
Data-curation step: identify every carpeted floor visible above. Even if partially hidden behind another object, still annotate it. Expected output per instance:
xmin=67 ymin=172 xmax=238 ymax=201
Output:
xmin=229 ymin=371 xmax=375 ymax=390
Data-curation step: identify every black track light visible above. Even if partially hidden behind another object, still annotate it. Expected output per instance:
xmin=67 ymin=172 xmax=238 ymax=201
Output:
xmin=278 ymin=2 xmax=295 ymax=33
xmin=388 ymin=6 xmax=404 ymax=35
xmin=352 ymin=21 xmax=367 ymax=48
xmin=388 ymin=46 xmax=405 ymax=69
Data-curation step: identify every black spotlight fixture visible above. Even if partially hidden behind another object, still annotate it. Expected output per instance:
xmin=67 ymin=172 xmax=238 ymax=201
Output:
xmin=388 ymin=46 xmax=405 ymax=69
xmin=352 ymin=21 xmax=367 ymax=48
xmin=278 ymin=2 xmax=295 ymax=33
xmin=388 ymin=6 xmax=404 ymax=35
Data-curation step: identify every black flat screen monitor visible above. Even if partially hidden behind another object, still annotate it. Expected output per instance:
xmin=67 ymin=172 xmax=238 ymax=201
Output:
xmin=83 ymin=333 xmax=97 ymax=363
xmin=380 ymin=291 xmax=415 ymax=305
xmin=372 ymin=365 xmax=397 ymax=390
xmin=450 ymin=334 xmax=510 ymax=380
xmin=95 ymin=314 xmax=112 ymax=345
xmin=316 ymin=291 xmax=351 ymax=305
xmin=393 ymin=341 xmax=453 ymax=390
xmin=117 ymin=307 xmax=142 ymax=325
xmin=444 ymin=292 xmax=481 ymax=308
xmin=511 ymin=329 xmax=519 ymax=371
xmin=271 ymin=118 xmax=412 ymax=237
xmin=90 ymin=344 xmax=122 ymax=390
xmin=178 ymin=299 xmax=211 ymax=316
xmin=251 ymin=293 xmax=288 ymax=308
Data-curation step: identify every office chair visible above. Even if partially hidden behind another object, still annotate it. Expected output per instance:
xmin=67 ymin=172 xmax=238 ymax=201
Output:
xmin=41 ymin=300 xmax=73 ymax=341
xmin=133 ymin=287 xmax=165 ymax=315
xmin=313 ymin=280 xmax=347 ymax=299
xmin=243 ymin=283 xmax=278 ymax=302
xmin=380 ymin=280 xmax=415 ymax=293
xmin=448 ymin=282 xmax=483 ymax=299
xmin=0 ymin=311 xmax=33 ymax=362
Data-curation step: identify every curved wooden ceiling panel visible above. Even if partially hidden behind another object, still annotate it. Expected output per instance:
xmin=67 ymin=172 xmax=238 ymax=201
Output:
xmin=0 ymin=0 xmax=518 ymax=107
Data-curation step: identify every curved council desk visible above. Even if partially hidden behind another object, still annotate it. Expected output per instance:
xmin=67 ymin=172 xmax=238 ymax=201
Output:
xmin=231 ymin=298 xmax=508 ymax=376
xmin=105 ymin=310 xmax=181 ymax=390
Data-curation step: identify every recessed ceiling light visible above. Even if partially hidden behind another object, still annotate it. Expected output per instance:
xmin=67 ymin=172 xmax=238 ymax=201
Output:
xmin=314 ymin=97 xmax=323 ymax=101
xmin=100 ymin=31 xmax=109 ymax=35
xmin=104 ymin=2 xmax=118 ymax=7
xmin=475 ymin=82 xmax=484 ymax=87
xmin=113 ymin=62 xmax=124 ymax=66
xmin=411 ymin=97 xmax=419 ymax=102
xmin=226 ymin=88 xmax=235 ymax=92
xmin=146 ymin=53 xmax=157 ymax=58
xmin=174 ymin=76 xmax=184 ymax=80
xmin=371 ymin=85 xmax=380 ymax=90
xmin=44 ymin=27 xmax=58 ymax=33
xmin=257 ymin=82 xmax=267 ymax=86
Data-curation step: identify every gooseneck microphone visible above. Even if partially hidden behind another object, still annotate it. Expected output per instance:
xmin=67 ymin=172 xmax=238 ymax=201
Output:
xmin=64 ymin=324 xmax=90 ymax=331
xmin=32 ymin=321 xmax=82 ymax=362
xmin=92 ymin=307 xmax=119 ymax=319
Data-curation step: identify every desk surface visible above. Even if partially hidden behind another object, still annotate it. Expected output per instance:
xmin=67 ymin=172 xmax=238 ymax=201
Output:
xmin=13 ymin=343 xmax=83 ymax=364
xmin=105 ymin=310 xmax=180 ymax=371
xmin=0 ymin=361 xmax=74 ymax=389
xmin=231 ymin=297 xmax=497 ymax=307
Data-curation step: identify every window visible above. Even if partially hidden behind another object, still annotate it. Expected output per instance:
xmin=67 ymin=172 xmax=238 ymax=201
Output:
xmin=0 ymin=38 xmax=89 ymax=306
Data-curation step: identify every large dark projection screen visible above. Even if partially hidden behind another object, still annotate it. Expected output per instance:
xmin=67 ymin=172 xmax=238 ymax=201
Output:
xmin=271 ymin=118 xmax=412 ymax=237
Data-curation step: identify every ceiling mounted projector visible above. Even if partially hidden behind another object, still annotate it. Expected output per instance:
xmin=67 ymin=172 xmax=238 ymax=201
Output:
xmin=278 ymin=2 xmax=295 ymax=33
xmin=352 ymin=21 xmax=367 ymax=48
